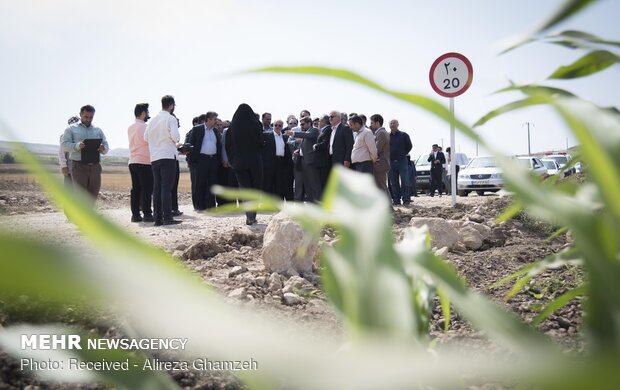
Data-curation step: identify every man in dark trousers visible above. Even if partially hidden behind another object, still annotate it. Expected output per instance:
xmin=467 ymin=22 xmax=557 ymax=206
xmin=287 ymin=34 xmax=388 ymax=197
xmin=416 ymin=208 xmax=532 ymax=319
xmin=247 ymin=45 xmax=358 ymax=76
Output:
xmin=286 ymin=116 xmax=321 ymax=202
xmin=318 ymin=110 xmax=353 ymax=168
xmin=313 ymin=114 xmax=332 ymax=193
xmin=427 ymin=143 xmax=446 ymax=197
xmin=262 ymin=119 xmax=294 ymax=200
xmin=187 ymin=111 xmax=221 ymax=210
xmin=144 ymin=95 xmax=181 ymax=226
xmin=388 ymin=119 xmax=412 ymax=205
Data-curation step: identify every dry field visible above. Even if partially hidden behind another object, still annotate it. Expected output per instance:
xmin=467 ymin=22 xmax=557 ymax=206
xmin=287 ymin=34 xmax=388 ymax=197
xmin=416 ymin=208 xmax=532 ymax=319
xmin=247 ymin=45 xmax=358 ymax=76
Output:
xmin=0 ymin=163 xmax=192 ymax=192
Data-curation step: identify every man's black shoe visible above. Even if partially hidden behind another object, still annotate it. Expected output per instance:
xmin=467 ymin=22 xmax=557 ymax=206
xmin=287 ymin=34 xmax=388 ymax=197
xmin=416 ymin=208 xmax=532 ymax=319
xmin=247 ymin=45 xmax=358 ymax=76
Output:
xmin=143 ymin=215 xmax=155 ymax=222
xmin=171 ymin=210 xmax=183 ymax=216
xmin=131 ymin=215 xmax=143 ymax=223
xmin=163 ymin=219 xmax=182 ymax=226
xmin=154 ymin=220 xmax=164 ymax=226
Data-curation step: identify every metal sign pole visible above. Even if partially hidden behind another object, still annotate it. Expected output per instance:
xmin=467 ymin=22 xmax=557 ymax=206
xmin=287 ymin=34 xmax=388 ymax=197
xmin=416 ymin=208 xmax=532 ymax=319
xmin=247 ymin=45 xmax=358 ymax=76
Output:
xmin=450 ymin=97 xmax=456 ymax=207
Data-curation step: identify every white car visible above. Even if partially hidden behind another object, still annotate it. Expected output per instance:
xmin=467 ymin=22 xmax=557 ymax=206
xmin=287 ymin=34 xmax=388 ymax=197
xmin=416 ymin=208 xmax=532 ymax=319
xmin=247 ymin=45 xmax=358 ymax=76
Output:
xmin=544 ymin=153 xmax=574 ymax=177
xmin=457 ymin=156 xmax=504 ymax=196
xmin=541 ymin=158 xmax=561 ymax=176
xmin=515 ymin=156 xmax=548 ymax=177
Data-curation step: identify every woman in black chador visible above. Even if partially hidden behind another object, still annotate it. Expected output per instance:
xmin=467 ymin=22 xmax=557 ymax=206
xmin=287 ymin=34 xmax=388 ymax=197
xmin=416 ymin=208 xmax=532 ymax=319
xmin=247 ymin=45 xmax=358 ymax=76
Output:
xmin=225 ymin=103 xmax=263 ymax=225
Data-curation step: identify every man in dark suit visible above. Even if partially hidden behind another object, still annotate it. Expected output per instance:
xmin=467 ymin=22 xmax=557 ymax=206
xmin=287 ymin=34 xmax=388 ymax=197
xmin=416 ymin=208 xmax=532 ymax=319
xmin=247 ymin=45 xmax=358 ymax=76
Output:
xmin=313 ymin=115 xmax=332 ymax=192
xmin=322 ymin=110 xmax=354 ymax=168
xmin=187 ymin=111 xmax=221 ymax=210
xmin=262 ymin=119 xmax=294 ymax=200
xmin=427 ymin=143 xmax=446 ymax=197
xmin=286 ymin=116 xmax=321 ymax=202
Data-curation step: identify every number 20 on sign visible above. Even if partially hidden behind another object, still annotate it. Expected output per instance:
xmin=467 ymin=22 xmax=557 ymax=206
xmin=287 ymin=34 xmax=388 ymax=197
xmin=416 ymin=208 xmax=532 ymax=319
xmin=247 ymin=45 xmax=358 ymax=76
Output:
xmin=429 ymin=52 xmax=473 ymax=98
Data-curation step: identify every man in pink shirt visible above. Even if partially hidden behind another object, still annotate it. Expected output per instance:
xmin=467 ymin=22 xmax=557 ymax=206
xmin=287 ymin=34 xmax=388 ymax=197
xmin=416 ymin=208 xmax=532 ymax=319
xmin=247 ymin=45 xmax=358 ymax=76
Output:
xmin=127 ymin=103 xmax=154 ymax=222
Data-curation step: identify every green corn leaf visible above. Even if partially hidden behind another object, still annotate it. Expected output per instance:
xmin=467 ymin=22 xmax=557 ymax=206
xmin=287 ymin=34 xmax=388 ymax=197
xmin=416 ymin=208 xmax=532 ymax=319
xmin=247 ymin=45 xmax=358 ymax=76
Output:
xmin=496 ymin=201 xmax=523 ymax=224
xmin=437 ymin=287 xmax=451 ymax=332
xmin=547 ymin=226 xmax=569 ymax=242
xmin=409 ymin=247 xmax=556 ymax=356
xmin=548 ymin=97 xmax=620 ymax=216
xmin=246 ymin=66 xmax=483 ymax=145
xmin=488 ymin=248 xmax=583 ymax=296
xmin=548 ymin=30 xmax=620 ymax=49
xmin=473 ymin=97 xmax=548 ymax=127
xmin=501 ymin=0 xmax=598 ymax=53
xmin=0 ymin=234 xmax=98 ymax=303
xmin=549 ymin=50 xmax=620 ymax=79
xmin=533 ymin=284 xmax=588 ymax=326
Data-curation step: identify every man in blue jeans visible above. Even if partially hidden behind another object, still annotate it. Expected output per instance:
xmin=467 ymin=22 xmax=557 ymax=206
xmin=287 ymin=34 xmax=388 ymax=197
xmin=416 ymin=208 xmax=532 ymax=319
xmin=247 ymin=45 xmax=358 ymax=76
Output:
xmin=388 ymin=119 xmax=412 ymax=205
xmin=144 ymin=95 xmax=182 ymax=226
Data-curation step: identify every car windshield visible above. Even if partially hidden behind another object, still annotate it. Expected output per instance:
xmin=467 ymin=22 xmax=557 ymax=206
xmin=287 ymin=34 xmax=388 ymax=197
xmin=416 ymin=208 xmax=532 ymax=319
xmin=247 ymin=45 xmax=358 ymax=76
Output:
xmin=516 ymin=159 xmax=532 ymax=168
xmin=548 ymin=156 xmax=568 ymax=165
xmin=416 ymin=156 xmax=431 ymax=167
xmin=467 ymin=157 xmax=497 ymax=168
xmin=542 ymin=160 xmax=556 ymax=169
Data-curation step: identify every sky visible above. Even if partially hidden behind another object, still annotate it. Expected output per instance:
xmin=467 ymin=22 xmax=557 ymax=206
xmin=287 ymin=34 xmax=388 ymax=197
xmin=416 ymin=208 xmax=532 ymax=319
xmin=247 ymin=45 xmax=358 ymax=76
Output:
xmin=0 ymin=0 xmax=618 ymax=160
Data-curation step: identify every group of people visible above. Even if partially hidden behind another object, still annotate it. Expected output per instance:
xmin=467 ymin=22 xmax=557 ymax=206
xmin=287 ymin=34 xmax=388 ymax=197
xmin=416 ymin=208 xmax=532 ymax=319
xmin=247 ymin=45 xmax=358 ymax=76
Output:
xmin=60 ymin=96 xmax=456 ymax=226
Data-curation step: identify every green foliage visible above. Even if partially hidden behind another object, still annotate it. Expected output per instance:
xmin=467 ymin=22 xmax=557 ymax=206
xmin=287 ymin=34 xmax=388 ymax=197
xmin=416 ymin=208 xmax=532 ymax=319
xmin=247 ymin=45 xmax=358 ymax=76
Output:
xmin=549 ymin=50 xmax=620 ymax=79
xmin=2 ymin=0 xmax=620 ymax=388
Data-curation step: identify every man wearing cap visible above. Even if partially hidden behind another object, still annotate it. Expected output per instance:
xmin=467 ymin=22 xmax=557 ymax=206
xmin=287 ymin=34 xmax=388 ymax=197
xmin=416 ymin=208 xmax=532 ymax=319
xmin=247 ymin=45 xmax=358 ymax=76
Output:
xmin=62 ymin=105 xmax=109 ymax=199
xmin=59 ymin=116 xmax=79 ymax=187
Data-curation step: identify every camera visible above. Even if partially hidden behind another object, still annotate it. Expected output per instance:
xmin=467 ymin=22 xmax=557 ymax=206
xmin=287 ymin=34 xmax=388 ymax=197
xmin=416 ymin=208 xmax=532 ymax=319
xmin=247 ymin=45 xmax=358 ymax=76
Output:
xmin=177 ymin=143 xmax=194 ymax=154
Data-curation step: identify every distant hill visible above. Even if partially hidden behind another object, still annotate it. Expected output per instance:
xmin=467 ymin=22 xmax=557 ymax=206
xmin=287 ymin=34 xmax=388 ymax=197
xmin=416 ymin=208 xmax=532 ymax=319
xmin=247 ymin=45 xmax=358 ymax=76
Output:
xmin=0 ymin=141 xmax=129 ymax=158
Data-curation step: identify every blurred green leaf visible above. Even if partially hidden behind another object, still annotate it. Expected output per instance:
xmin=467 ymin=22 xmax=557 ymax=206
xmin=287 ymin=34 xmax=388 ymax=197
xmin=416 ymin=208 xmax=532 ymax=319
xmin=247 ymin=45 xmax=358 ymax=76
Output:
xmin=246 ymin=66 xmax=483 ymax=145
xmin=502 ymin=0 xmax=598 ymax=53
xmin=0 ymin=234 xmax=97 ymax=303
xmin=548 ymin=30 xmax=620 ymax=49
xmin=549 ymin=50 xmax=620 ymax=79
xmin=533 ymin=285 xmax=587 ymax=326
xmin=488 ymin=248 xmax=583 ymax=296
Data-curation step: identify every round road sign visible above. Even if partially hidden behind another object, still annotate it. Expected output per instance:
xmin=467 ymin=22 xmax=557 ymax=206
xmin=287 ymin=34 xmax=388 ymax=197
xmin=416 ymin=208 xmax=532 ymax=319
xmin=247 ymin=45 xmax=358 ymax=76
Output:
xmin=429 ymin=52 xmax=473 ymax=98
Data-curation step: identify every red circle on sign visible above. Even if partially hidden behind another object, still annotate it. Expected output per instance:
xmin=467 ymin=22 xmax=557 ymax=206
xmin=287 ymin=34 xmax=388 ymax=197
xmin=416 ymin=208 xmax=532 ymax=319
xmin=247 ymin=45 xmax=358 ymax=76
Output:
xmin=429 ymin=52 xmax=473 ymax=98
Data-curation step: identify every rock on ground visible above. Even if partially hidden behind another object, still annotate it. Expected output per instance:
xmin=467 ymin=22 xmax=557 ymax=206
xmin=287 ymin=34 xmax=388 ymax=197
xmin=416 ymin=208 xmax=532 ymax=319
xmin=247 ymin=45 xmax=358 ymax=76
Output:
xmin=262 ymin=212 xmax=318 ymax=276
xmin=410 ymin=217 xmax=459 ymax=250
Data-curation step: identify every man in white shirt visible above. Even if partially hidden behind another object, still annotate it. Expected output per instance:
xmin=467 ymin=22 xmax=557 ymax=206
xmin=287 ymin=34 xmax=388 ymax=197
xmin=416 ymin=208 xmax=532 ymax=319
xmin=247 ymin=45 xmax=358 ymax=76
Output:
xmin=348 ymin=115 xmax=377 ymax=175
xmin=144 ymin=95 xmax=182 ymax=226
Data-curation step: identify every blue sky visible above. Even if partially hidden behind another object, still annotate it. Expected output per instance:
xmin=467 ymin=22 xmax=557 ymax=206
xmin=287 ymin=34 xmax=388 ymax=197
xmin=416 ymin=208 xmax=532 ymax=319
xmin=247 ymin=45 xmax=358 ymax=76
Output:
xmin=1 ymin=0 xmax=618 ymax=159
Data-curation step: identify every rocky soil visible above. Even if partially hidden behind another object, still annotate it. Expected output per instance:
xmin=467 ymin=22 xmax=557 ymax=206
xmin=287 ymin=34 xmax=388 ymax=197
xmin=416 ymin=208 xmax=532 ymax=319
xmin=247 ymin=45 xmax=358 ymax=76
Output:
xmin=0 ymin=183 xmax=584 ymax=389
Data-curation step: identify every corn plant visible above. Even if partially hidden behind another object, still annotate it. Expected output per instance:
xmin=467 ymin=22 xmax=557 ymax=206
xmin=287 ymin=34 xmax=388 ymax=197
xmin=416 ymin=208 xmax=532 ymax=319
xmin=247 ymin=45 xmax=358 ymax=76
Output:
xmin=2 ymin=0 xmax=620 ymax=388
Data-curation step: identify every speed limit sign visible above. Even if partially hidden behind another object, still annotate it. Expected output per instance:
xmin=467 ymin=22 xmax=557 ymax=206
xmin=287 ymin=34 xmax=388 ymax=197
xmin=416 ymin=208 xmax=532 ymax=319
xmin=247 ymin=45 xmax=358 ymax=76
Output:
xmin=429 ymin=52 xmax=473 ymax=98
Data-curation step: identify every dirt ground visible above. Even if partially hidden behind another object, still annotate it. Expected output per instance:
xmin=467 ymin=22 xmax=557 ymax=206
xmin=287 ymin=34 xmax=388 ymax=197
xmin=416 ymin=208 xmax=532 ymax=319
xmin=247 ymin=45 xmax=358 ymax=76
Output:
xmin=0 ymin=179 xmax=583 ymax=389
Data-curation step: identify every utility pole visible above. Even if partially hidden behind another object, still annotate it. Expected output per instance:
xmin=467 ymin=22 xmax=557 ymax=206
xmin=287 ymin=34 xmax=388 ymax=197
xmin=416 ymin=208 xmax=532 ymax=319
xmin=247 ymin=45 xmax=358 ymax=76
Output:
xmin=523 ymin=122 xmax=534 ymax=155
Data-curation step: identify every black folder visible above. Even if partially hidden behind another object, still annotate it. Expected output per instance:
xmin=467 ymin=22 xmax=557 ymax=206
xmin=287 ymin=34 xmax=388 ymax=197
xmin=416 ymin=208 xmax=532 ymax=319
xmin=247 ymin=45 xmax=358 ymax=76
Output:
xmin=81 ymin=138 xmax=102 ymax=164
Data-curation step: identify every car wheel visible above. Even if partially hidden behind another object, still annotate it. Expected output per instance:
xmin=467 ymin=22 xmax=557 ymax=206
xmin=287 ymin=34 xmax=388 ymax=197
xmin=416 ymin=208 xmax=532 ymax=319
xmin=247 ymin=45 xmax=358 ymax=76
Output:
xmin=458 ymin=190 xmax=469 ymax=197
xmin=476 ymin=190 xmax=485 ymax=196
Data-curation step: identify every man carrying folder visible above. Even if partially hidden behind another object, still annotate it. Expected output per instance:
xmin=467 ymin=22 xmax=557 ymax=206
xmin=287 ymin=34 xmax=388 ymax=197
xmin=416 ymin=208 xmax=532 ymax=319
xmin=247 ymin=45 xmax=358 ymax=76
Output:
xmin=62 ymin=105 xmax=109 ymax=199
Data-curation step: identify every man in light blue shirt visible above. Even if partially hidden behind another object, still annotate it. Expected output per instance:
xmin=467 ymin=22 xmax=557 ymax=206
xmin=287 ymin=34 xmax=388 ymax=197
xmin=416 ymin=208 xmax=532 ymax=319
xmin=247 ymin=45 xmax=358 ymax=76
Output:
xmin=62 ymin=105 xmax=109 ymax=199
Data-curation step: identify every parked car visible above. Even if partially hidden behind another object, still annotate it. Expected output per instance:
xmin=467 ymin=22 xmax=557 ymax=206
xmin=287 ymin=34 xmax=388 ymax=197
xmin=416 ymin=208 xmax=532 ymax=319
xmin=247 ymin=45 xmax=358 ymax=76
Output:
xmin=541 ymin=158 xmax=561 ymax=176
xmin=544 ymin=153 xmax=574 ymax=177
xmin=414 ymin=154 xmax=431 ymax=193
xmin=457 ymin=156 xmax=504 ymax=196
xmin=415 ymin=152 xmax=468 ymax=194
xmin=515 ymin=156 xmax=548 ymax=176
